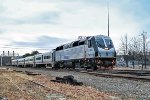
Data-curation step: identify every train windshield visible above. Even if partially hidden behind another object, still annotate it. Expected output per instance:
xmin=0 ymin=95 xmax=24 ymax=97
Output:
xmin=95 ymin=38 xmax=105 ymax=48
xmin=104 ymin=38 xmax=113 ymax=48
xmin=95 ymin=36 xmax=114 ymax=49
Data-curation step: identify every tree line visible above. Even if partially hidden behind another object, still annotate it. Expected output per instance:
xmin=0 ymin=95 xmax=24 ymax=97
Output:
xmin=22 ymin=51 xmax=39 ymax=58
xmin=119 ymin=31 xmax=149 ymax=69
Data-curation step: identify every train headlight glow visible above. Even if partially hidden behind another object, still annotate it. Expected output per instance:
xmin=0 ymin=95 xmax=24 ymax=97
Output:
xmin=105 ymin=48 xmax=108 ymax=50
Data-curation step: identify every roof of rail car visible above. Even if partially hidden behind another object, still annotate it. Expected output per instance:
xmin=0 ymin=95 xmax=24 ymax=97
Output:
xmin=43 ymin=52 xmax=52 ymax=54
xmin=57 ymin=36 xmax=92 ymax=47
xmin=34 ymin=53 xmax=43 ymax=57
xmin=94 ymin=35 xmax=111 ymax=39
xmin=24 ymin=56 xmax=34 ymax=59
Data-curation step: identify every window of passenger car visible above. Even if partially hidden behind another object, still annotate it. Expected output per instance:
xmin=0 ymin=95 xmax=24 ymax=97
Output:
xmin=36 ymin=57 xmax=41 ymax=60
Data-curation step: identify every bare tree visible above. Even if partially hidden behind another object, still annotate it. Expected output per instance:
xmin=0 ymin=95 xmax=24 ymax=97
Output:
xmin=128 ymin=36 xmax=143 ymax=68
xmin=119 ymin=34 xmax=128 ymax=55
xmin=128 ymin=37 xmax=142 ymax=54
xmin=119 ymin=32 xmax=149 ymax=69
xmin=119 ymin=34 xmax=128 ymax=67
xmin=140 ymin=31 xmax=149 ymax=69
xmin=127 ymin=31 xmax=149 ymax=69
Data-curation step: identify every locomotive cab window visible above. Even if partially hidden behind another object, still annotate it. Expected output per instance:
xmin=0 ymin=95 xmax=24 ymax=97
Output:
xmin=105 ymin=38 xmax=113 ymax=48
xmin=88 ymin=40 xmax=92 ymax=47
xmin=95 ymin=38 xmax=105 ymax=48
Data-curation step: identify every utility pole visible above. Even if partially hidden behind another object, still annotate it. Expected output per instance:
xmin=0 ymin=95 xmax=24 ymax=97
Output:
xmin=141 ymin=31 xmax=147 ymax=69
xmin=107 ymin=0 xmax=110 ymax=37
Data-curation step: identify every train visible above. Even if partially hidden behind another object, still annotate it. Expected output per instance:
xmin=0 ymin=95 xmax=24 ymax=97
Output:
xmin=12 ymin=35 xmax=116 ymax=70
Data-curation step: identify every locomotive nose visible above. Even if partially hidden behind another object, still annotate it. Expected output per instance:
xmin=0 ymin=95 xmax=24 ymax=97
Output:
xmin=98 ymin=47 xmax=115 ymax=58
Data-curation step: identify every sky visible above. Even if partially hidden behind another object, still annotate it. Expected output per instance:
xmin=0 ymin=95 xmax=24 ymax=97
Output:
xmin=0 ymin=0 xmax=150 ymax=55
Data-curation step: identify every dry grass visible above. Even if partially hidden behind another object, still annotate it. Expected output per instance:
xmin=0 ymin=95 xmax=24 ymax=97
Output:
xmin=0 ymin=69 xmax=119 ymax=100
xmin=0 ymin=70 xmax=54 ymax=100
xmin=33 ymin=75 xmax=119 ymax=100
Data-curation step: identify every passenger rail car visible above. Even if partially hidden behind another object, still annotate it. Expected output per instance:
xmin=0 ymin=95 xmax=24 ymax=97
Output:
xmin=34 ymin=52 xmax=53 ymax=67
xmin=24 ymin=56 xmax=34 ymax=67
xmin=12 ymin=52 xmax=53 ymax=68
xmin=12 ymin=35 xmax=116 ymax=70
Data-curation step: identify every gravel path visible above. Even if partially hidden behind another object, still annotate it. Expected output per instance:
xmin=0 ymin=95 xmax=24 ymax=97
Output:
xmin=4 ymin=66 xmax=150 ymax=100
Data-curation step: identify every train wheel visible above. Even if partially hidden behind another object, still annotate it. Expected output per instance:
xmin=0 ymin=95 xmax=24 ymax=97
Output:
xmin=91 ymin=65 xmax=97 ymax=71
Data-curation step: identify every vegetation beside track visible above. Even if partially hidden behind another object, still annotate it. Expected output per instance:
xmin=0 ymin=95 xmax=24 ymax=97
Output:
xmin=0 ymin=68 xmax=116 ymax=100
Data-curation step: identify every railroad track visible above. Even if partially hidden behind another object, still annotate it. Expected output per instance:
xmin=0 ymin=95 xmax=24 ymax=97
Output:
xmin=45 ymin=67 xmax=150 ymax=81
xmin=41 ymin=67 xmax=150 ymax=81
xmin=23 ymin=68 xmax=150 ymax=82
xmin=6 ymin=66 xmax=150 ymax=82
xmin=80 ymin=70 xmax=150 ymax=81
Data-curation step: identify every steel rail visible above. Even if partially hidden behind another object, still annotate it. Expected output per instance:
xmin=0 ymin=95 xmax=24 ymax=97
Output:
xmin=81 ymin=71 xmax=150 ymax=81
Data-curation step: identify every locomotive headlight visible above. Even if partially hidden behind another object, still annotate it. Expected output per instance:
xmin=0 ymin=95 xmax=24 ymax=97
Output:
xmin=105 ymin=48 xmax=108 ymax=50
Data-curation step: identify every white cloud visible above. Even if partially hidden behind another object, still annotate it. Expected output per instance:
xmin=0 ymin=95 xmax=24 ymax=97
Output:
xmin=1 ymin=0 xmax=57 ymax=18
xmin=0 ymin=0 xmax=143 ymax=55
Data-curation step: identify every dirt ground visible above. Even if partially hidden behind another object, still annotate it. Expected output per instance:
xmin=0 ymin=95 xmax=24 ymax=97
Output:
xmin=0 ymin=68 xmax=118 ymax=100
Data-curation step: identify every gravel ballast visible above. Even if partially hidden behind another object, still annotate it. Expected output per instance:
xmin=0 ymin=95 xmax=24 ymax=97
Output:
xmin=4 ymin=66 xmax=150 ymax=100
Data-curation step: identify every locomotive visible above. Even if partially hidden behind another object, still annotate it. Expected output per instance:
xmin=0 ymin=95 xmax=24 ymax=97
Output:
xmin=12 ymin=35 xmax=116 ymax=70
